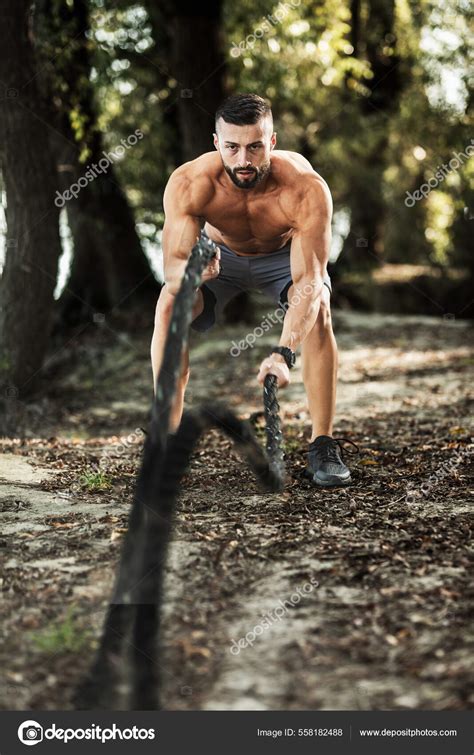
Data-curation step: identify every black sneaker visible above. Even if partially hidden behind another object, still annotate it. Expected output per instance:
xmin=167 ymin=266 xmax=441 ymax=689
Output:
xmin=304 ymin=435 xmax=356 ymax=487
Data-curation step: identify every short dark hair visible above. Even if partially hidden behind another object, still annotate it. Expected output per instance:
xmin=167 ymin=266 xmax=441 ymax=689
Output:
xmin=215 ymin=93 xmax=272 ymax=130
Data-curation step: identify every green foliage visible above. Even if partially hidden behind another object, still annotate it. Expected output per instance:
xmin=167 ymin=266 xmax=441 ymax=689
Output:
xmin=222 ymin=0 xmax=471 ymax=274
xmin=31 ymin=610 xmax=91 ymax=654
xmin=87 ymin=1 xmax=177 ymax=228
xmin=42 ymin=0 xmax=472 ymax=288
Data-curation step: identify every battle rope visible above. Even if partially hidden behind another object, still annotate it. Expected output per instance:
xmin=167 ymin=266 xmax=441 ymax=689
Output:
xmin=74 ymin=233 xmax=286 ymax=710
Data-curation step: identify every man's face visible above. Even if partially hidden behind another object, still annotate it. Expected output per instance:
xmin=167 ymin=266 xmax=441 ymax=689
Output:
xmin=214 ymin=117 xmax=276 ymax=189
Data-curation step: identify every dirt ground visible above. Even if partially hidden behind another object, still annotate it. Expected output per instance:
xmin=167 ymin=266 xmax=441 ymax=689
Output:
xmin=0 ymin=306 xmax=472 ymax=711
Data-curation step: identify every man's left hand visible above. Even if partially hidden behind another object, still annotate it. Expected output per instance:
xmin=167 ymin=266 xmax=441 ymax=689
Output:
xmin=257 ymin=354 xmax=290 ymax=388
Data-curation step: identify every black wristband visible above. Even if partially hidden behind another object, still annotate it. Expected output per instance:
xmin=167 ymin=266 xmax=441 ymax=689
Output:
xmin=271 ymin=346 xmax=296 ymax=369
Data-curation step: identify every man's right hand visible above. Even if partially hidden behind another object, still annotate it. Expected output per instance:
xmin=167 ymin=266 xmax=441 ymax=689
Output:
xmin=201 ymin=247 xmax=221 ymax=283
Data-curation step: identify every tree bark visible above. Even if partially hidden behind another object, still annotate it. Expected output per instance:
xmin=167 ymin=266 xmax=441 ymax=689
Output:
xmin=0 ymin=0 xmax=63 ymax=415
xmin=340 ymin=0 xmax=402 ymax=272
xmin=147 ymin=0 xmax=226 ymax=161
xmin=35 ymin=0 xmax=157 ymax=325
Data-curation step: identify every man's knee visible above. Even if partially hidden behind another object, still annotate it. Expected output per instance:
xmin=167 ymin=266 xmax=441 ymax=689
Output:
xmin=154 ymin=285 xmax=204 ymax=325
xmin=311 ymin=290 xmax=334 ymax=343
xmin=318 ymin=294 xmax=332 ymax=330
xmin=180 ymin=366 xmax=191 ymax=386
xmin=154 ymin=284 xmax=175 ymax=327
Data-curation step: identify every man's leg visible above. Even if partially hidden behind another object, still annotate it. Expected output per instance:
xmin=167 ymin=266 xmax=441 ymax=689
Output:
xmin=150 ymin=285 xmax=204 ymax=433
xmin=299 ymin=285 xmax=337 ymax=441
xmin=295 ymin=284 xmax=351 ymax=486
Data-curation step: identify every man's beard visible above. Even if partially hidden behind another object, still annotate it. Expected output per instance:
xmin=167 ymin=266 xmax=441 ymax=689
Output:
xmin=224 ymin=161 xmax=271 ymax=189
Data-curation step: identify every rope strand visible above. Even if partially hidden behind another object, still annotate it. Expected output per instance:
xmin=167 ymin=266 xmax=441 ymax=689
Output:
xmin=74 ymin=235 xmax=286 ymax=710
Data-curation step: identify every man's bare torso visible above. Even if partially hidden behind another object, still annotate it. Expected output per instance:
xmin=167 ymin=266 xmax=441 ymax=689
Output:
xmin=174 ymin=150 xmax=325 ymax=256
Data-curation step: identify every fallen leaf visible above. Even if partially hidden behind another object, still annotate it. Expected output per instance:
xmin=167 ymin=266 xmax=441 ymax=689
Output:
xmin=110 ymin=527 xmax=128 ymax=542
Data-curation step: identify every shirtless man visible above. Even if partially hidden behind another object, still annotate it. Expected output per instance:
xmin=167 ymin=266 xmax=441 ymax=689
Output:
xmin=151 ymin=93 xmax=351 ymax=487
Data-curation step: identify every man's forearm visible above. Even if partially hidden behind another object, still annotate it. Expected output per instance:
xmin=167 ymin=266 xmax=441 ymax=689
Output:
xmin=279 ymin=277 xmax=324 ymax=352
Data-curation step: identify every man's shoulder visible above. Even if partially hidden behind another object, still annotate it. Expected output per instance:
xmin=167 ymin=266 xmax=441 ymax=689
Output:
xmin=165 ymin=153 xmax=219 ymax=214
xmin=273 ymin=151 xmax=331 ymax=216
xmin=273 ymin=151 xmax=329 ymax=191
xmin=273 ymin=149 xmax=313 ymax=169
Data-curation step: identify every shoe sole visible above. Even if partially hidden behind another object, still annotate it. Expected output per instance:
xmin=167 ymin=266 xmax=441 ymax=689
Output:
xmin=303 ymin=468 xmax=352 ymax=488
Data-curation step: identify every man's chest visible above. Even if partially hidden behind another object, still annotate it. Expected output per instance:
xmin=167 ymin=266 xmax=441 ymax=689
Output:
xmin=203 ymin=190 xmax=293 ymax=239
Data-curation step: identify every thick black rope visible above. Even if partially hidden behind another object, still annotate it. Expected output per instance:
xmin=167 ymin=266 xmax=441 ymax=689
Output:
xmin=74 ymin=233 xmax=286 ymax=710
xmin=263 ymin=374 xmax=285 ymax=480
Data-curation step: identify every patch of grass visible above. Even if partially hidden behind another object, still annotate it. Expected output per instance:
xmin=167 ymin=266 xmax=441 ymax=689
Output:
xmin=283 ymin=436 xmax=302 ymax=454
xmin=79 ymin=470 xmax=112 ymax=490
xmin=31 ymin=610 xmax=91 ymax=654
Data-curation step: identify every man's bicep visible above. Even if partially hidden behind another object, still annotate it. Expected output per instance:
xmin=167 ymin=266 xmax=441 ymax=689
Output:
xmin=162 ymin=176 xmax=201 ymax=275
xmin=162 ymin=212 xmax=200 ymax=266
xmin=290 ymin=180 xmax=332 ymax=284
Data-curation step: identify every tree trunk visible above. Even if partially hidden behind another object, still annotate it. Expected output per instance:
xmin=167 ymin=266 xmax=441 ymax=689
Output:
xmin=35 ymin=0 xmax=157 ymax=325
xmin=340 ymin=0 xmax=402 ymax=272
xmin=59 ymin=165 xmax=157 ymax=323
xmin=0 ymin=0 xmax=63 ymax=419
xmin=147 ymin=0 xmax=226 ymax=161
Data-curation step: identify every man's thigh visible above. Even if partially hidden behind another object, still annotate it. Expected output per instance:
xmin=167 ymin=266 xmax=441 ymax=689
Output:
xmin=300 ymin=284 xmax=333 ymax=349
xmin=156 ymin=285 xmax=204 ymax=324
xmin=285 ymin=281 xmax=332 ymax=331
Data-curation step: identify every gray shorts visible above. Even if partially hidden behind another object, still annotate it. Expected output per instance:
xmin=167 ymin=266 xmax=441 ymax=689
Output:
xmin=191 ymin=234 xmax=332 ymax=332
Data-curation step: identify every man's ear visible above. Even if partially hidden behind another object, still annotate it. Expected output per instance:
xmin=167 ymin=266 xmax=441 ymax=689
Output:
xmin=270 ymin=132 xmax=277 ymax=150
xmin=213 ymin=133 xmax=219 ymax=150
